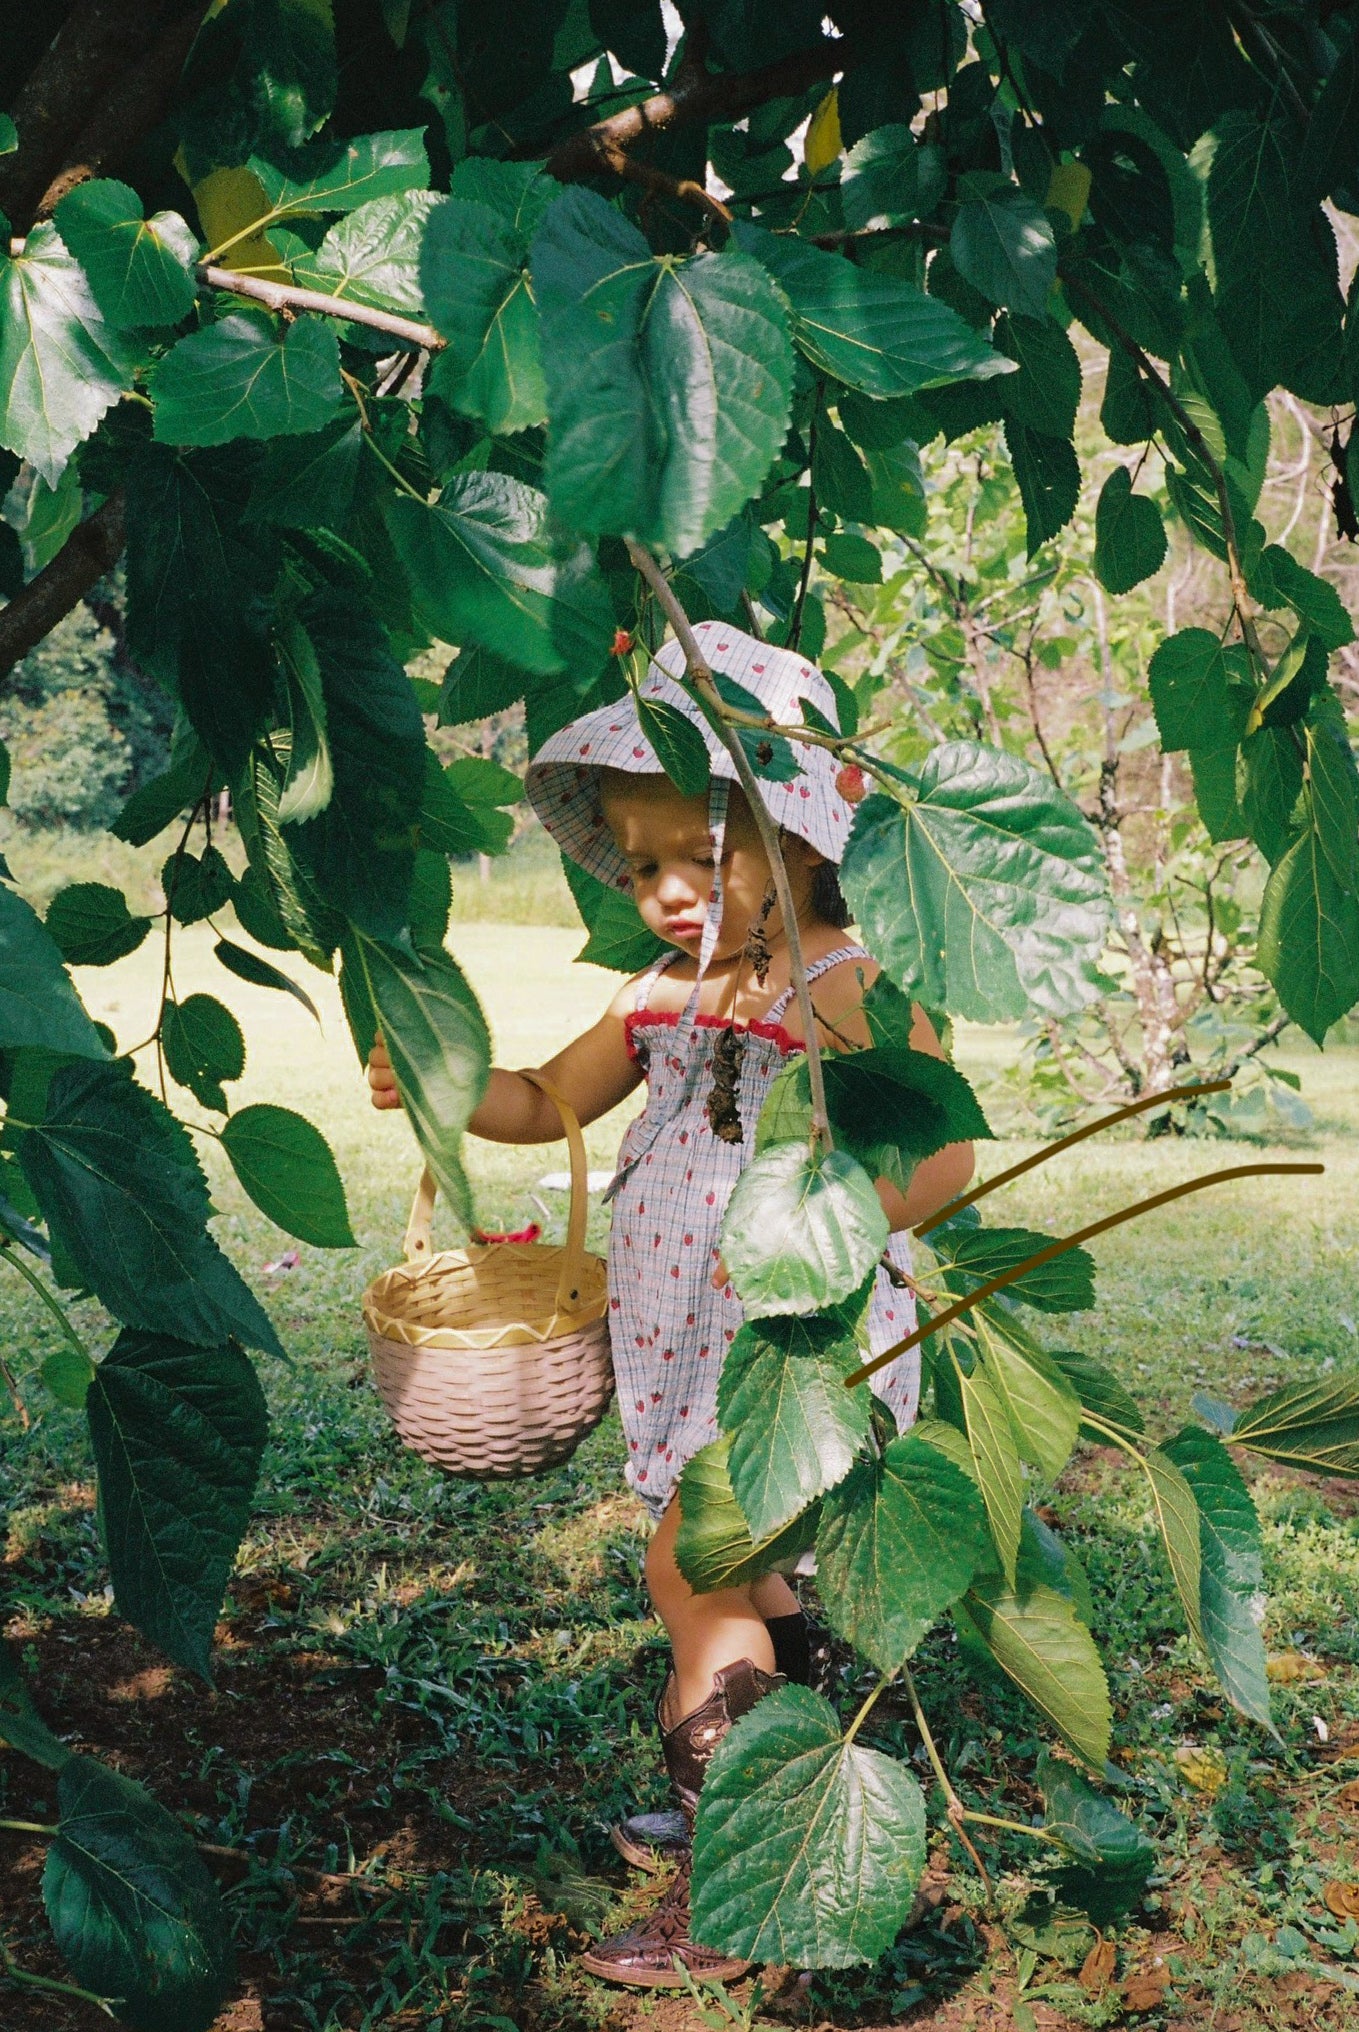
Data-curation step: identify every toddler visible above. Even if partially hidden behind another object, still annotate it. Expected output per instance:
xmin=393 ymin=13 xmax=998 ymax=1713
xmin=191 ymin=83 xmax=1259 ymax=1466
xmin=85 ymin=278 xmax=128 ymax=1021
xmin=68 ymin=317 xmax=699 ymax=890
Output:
xmin=368 ymin=623 xmax=974 ymax=1987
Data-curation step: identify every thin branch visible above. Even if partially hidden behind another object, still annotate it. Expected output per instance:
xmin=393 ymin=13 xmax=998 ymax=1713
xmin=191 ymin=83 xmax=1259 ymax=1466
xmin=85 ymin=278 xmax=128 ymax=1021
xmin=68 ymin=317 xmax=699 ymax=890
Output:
xmin=625 ymin=539 xmax=834 ymax=1150
xmin=0 ymin=1937 xmax=116 ymax=2017
xmin=790 ymin=402 xmax=820 ymax=650
xmin=850 ymin=1162 xmax=1324 ymax=1387
xmin=0 ymin=491 xmax=125 ymax=684
xmin=902 ymin=1666 xmax=993 ymax=1902
xmin=1220 ymin=1010 xmax=1292 ymax=1078
xmin=198 ymin=266 xmax=444 ymax=350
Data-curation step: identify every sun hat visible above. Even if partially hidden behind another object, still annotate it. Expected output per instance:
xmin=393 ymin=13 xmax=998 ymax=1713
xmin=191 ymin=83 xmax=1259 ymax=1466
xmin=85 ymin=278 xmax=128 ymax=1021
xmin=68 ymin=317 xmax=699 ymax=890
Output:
xmin=524 ymin=621 xmax=856 ymax=891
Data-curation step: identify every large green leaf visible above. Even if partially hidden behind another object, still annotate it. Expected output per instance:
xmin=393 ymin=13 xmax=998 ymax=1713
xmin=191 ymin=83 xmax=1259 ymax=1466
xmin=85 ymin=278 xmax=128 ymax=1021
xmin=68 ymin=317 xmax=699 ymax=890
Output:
xmin=301 ymin=189 xmax=438 ymax=315
xmin=19 ymin=1061 xmax=284 ymax=1357
xmin=692 ymin=1685 xmax=926 ymax=1968
xmin=162 ymin=994 xmax=245 ymax=1113
xmin=0 ymin=1640 xmax=71 ymax=1771
xmin=816 ymin=1433 xmax=987 ymax=1669
xmin=1004 ymin=418 xmax=1080 ymax=555
xmin=1038 ymin=1752 xmax=1156 ymax=1926
xmin=721 ymin=1141 xmax=889 ymax=1318
xmin=386 ymin=472 xmax=613 ymax=678
xmin=734 ymin=221 xmax=1010 ymax=399
xmin=950 ymin=185 xmax=1058 ymax=320
xmin=423 ymin=195 xmax=547 ymax=434
xmin=840 ymin=125 xmax=945 ymax=233
xmin=0 ymin=886 xmax=110 ymax=1057
xmin=150 ymin=310 xmax=341 ymax=446
xmin=213 ymin=938 xmax=321 ymax=1022
xmin=1049 ymin=1349 xmax=1145 ymax=1444
xmin=534 ymin=191 xmax=793 ymax=555
xmin=1162 ymin=1425 xmax=1271 ymax=1729
xmin=993 ymin=312 xmax=1082 ymax=438
xmin=87 ymin=1330 xmax=268 ymax=1680
xmin=1144 ymin=1442 xmax=1203 ymax=1656
xmin=717 ymin=1313 xmax=870 ymax=1539
xmin=248 ymin=127 xmax=429 ymax=219
xmin=235 ymin=743 xmax=344 ymax=963
xmin=1251 ymin=543 xmax=1355 ymax=653
xmin=674 ymin=1435 xmax=818 ymax=1593
xmin=931 ymin=1223 xmax=1096 ymax=1314
xmin=0 ymin=220 xmax=139 ymax=484
xmin=45 ymin=883 xmax=153 ymax=969
xmin=840 ymin=746 xmax=1111 ymax=1022
xmin=221 ymin=1103 xmax=355 ymax=1247
xmin=1094 ymin=466 xmax=1167 ymax=594
xmin=957 ymin=1577 xmax=1112 ymax=1768
xmin=44 ymin=1756 xmax=234 ymax=2032
xmin=419 ymin=750 xmax=513 ymax=857
xmin=1257 ymin=786 xmax=1359 ymax=1045
xmin=53 ymin=179 xmax=198 ymax=328
xmin=274 ymin=608 xmax=332 ymax=824
xmin=347 ymin=934 xmax=490 ymax=1229
xmin=246 ymin=415 xmax=363 ymax=529
xmin=959 ymin=1356 xmax=1024 ymax=1583
xmin=564 ymin=858 xmax=667 ymax=972
xmin=974 ymin=1307 xmax=1082 ymax=1481
xmin=821 ymin=1043 xmax=993 ymax=1194
xmin=1230 ymin=1377 xmax=1359 ymax=1476
xmin=284 ymin=587 xmax=424 ymax=939
xmin=1148 ymin=627 xmax=1255 ymax=752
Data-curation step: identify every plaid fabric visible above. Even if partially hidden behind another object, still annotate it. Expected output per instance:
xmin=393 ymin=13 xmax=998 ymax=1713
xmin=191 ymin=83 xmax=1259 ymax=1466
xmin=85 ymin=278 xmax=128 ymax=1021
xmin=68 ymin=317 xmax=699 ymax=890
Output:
xmin=524 ymin=621 xmax=858 ymax=890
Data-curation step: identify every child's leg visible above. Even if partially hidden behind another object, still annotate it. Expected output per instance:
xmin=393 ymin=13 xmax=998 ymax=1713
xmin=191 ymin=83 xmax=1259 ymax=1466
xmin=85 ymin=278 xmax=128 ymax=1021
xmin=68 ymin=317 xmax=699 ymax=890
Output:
xmin=750 ymin=1571 xmax=799 ymax=1619
xmin=646 ymin=1498 xmax=775 ymax=1720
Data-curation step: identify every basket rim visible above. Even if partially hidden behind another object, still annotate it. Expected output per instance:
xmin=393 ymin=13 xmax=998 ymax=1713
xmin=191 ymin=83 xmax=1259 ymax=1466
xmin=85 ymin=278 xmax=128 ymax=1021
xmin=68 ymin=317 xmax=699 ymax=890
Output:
xmin=362 ymin=1241 xmax=609 ymax=1350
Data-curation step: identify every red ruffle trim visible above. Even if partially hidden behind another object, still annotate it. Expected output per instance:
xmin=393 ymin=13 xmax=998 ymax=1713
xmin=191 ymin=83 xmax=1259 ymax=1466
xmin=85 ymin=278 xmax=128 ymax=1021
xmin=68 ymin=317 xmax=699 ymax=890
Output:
xmin=623 ymin=1007 xmax=803 ymax=1062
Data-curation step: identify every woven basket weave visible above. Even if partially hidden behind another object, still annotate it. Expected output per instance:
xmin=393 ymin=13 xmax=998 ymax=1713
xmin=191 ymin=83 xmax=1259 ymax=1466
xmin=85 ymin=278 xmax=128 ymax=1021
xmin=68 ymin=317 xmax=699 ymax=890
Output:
xmin=363 ymin=1070 xmax=613 ymax=1479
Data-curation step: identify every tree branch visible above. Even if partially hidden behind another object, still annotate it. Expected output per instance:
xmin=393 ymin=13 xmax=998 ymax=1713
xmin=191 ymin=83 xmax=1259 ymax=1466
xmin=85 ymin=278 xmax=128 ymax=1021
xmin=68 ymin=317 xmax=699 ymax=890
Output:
xmin=197 ymin=266 xmax=445 ymax=350
xmin=0 ymin=491 xmax=125 ymax=683
xmin=1221 ymin=1010 xmax=1292 ymax=1078
xmin=625 ymin=538 xmax=834 ymax=1151
xmin=543 ymin=37 xmax=846 ymax=188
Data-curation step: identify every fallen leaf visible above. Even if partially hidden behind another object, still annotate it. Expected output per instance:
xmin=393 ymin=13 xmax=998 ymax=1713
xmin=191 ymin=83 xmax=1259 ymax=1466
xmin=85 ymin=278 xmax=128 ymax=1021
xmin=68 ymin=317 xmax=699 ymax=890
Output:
xmin=1323 ymin=1881 xmax=1359 ymax=1919
xmin=1079 ymin=1937 xmax=1117 ymax=1992
xmin=1175 ymin=1744 xmax=1228 ymax=1794
xmin=1337 ymin=1778 xmax=1359 ymax=1809
xmin=1122 ymin=1966 xmax=1171 ymax=2013
xmin=1267 ymin=1650 xmax=1326 ymax=1683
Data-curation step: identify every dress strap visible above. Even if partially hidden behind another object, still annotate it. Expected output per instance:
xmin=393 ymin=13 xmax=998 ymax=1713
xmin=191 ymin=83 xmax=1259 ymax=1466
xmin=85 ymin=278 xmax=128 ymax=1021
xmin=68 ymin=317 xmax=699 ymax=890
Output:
xmin=766 ymin=945 xmax=871 ymax=1024
xmin=635 ymin=950 xmax=680 ymax=1012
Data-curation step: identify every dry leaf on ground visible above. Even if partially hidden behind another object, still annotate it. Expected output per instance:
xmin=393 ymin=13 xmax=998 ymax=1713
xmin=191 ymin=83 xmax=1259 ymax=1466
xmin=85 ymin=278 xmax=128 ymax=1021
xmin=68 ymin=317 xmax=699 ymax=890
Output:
xmin=1267 ymin=1650 xmax=1326 ymax=1683
xmin=1122 ymin=1965 xmax=1171 ymax=2013
xmin=1323 ymin=1881 xmax=1359 ymax=1919
xmin=1079 ymin=1937 xmax=1117 ymax=1992
xmin=1175 ymin=1744 xmax=1228 ymax=1793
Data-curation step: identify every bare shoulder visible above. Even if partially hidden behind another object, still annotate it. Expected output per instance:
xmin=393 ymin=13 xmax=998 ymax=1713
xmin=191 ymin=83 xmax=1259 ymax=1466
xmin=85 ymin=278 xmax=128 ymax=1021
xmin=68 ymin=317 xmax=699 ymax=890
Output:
xmin=801 ymin=946 xmax=946 ymax=1060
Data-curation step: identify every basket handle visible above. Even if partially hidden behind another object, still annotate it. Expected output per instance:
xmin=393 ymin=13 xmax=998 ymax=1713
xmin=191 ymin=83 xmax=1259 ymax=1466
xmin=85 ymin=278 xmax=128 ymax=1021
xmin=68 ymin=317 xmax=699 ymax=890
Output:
xmin=401 ymin=1068 xmax=595 ymax=1316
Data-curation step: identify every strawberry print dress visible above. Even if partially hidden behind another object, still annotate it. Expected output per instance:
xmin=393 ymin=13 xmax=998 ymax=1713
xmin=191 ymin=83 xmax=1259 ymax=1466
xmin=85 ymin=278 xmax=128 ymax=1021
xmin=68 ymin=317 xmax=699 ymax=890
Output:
xmin=608 ymin=946 xmax=920 ymax=1520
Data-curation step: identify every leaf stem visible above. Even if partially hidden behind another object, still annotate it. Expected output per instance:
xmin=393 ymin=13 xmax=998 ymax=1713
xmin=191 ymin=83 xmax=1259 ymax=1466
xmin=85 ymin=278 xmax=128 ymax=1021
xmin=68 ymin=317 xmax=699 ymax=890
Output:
xmin=359 ymin=419 xmax=429 ymax=505
xmin=0 ymin=1938 xmax=117 ymax=2016
xmin=0 ymin=1818 xmax=58 ymax=1835
xmin=625 ymin=539 xmax=834 ymax=1151
xmin=844 ymin=1668 xmax=893 ymax=1744
xmin=902 ymin=1665 xmax=994 ymax=1901
xmin=0 ymin=1237 xmax=89 ymax=1357
xmin=790 ymin=399 xmax=820 ymax=651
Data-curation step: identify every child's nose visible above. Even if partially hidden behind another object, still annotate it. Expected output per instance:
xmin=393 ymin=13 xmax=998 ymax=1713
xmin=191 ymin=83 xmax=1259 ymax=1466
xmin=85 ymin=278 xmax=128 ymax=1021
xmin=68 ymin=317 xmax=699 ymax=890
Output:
xmin=656 ymin=864 xmax=703 ymax=907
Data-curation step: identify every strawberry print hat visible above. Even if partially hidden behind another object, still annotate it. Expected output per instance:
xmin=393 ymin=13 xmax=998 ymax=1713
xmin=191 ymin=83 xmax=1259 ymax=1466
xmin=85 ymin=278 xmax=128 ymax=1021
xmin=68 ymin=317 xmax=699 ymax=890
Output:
xmin=524 ymin=620 xmax=857 ymax=889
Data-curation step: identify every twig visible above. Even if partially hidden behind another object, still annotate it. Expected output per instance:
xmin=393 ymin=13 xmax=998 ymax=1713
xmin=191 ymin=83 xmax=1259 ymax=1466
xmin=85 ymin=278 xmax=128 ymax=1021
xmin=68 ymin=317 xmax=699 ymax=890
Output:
xmin=194 ymin=1841 xmax=395 ymax=1896
xmin=0 ymin=1937 xmax=116 ymax=2016
xmin=0 ymin=1235 xmax=91 ymax=1357
xmin=1221 ymin=1010 xmax=1293 ymax=1078
xmin=625 ymin=540 xmax=834 ymax=1150
xmin=197 ymin=266 xmax=444 ymax=350
xmin=850 ymin=1161 xmax=1324 ymax=1386
xmin=0 ymin=491 xmax=125 ymax=683
xmin=790 ymin=401 xmax=820 ymax=650
xmin=0 ymin=1353 xmax=30 ymax=1430
xmin=902 ymin=1667 xmax=993 ymax=1902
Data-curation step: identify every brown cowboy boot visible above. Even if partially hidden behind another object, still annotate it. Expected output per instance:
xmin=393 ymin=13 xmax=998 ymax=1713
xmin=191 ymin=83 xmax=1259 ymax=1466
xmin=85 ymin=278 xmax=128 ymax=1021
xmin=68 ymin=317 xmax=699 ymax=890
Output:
xmin=582 ymin=1658 xmax=784 ymax=1989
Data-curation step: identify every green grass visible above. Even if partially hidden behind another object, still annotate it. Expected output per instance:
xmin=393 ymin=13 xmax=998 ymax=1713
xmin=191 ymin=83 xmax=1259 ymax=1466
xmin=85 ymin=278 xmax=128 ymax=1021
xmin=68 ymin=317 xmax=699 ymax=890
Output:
xmin=1 ymin=918 xmax=1357 ymax=2031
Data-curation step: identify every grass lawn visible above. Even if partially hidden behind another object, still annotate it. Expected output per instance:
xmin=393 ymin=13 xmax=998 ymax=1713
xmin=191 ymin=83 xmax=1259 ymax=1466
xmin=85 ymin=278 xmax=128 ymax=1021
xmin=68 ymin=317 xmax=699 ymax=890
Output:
xmin=2 ymin=916 xmax=1357 ymax=2032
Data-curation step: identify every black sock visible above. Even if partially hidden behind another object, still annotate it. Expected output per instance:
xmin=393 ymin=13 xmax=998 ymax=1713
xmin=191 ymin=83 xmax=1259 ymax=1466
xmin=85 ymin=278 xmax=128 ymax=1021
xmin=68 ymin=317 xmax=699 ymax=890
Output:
xmin=765 ymin=1609 xmax=810 ymax=1685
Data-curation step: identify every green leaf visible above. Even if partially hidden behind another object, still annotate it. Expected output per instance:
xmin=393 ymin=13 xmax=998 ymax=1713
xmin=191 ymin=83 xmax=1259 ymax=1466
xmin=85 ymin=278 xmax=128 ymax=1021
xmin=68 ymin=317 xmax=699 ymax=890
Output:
xmin=692 ymin=1685 xmax=926 ymax=1968
xmin=1048 ymin=1349 xmax=1145 ymax=1444
xmin=588 ymin=0 xmax=667 ymax=78
xmin=936 ymin=1224 xmax=1096 ymax=1314
xmin=151 ymin=310 xmax=341 ymax=446
xmin=284 ymin=587 xmax=424 ymax=939
xmin=1229 ymin=1377 xmax=1359 ymax=1477
xmin=816 ymin=1432 xmax=987 ymax=1669
xmin=974 ymin=1307 xmax=1082 ymax=1480
xmin=1020 ymin=1506 xmax=1094 ymax=1626
xmin=993 ymin=313 xmax=1082 ymax=439
xmin=0 ymin=885 xmax=109 ymax=1058
xmin=1250 ymin=543 xmax=1354 ymax=652
xmin=87 ymin=1329 xmax=268 ymax=1680
xmin=1094 ymin=466 xmax=1167 ymax=594
xmin=1188 ymin=743 xmax=1247 ymax=843
xmin=823 ymin=1044 xmax=992 ymax=1195
xmin=957 ymin=1577 xmax=1112 ymax=1768
xmin=249 ymin=127 xmax=429 ymax=218
xmin=840 ymin=748 xmax=1111 ymax=1022
xmin=53 ymin=179 xmax=198 ymax=329
xmin=841 ymin=125 xmax=945 ymax=233
xmin=275 ymin=609 xmax=332 ymax=823
xmin=1161 ymin=1425 xmax=1271 ymax=1729
xmin=420 ymin=750 xmax=513 ymax=857
xmin=42 ymin=1346 xmax=97 ymax=1409
xmin=721 ymin=1141 xmax=889 ymax=1318
xmin=636 ymin=693 xmax=711 ymax=797
xmin=1037 ymin=1752 xmax=1156 ymax=1926
xmin=0 ymin=220 xmax=139 ymax=484
xmin=112 ymin=743 xmax=213 ymax=846
xmin=534 ymin=192 xmax=794 ymax=555
xmin=162 ymin=994 xmax=245 ymax=1113
xmin=675 ymin=1434 xmax=819 ymax=1593
xmin=422 ymin=195 xmax=547 ymax=435
xmin=734 ymin=221 xmax=1011 ymax=399
xmin=220 ymin=1103 xmax=354 ymax=1247
xmin=386 ymin=472 xmax=613 ymax=677
xmin=1143 ymin=1441 xmax=1202 ymax=1643
xmin=1148 ymin=628 xmax=1255 ymax=753
xmin=19 ymin=1061 xmax=284 ymax=1358
xmin=302 ymin=188 xmax=438 ymax=315
xmin=44 ymin=1755 xmax=234 ymax=2032
xmin=717 ymin=1313 xmax=870 ymax=1539
xmin=348 ymin=934 xmax=490 ymax=1229
xmin=1003 ymin=419 xmax=1080 ymax=555
xmin=0 ymin=1640 xmax=72 ymax=1770
xmin=1257 ymin=791 xmax=1359 ymax=1045
xmin=45 ymin=883 xmax=152 ymax=968
xmin=165 ymin=845 xmax=235 ymax=927
xmin=563 ymin=858 xmax=667 ymax=972
xmin=246 ymin=414 xmax=362 ymax=529
xmin=951 ymin=186 xmax=1057 ymax=320
xmin=818 ymin=531 xmax=882 ymax=583
xmin=959 ymin=1356 xmax=1024 ymax=1583
xmin=1245 ymin=632 xmax=1327 ymax=737
xmin=213 ymin=938 xmax=321 ymax=1022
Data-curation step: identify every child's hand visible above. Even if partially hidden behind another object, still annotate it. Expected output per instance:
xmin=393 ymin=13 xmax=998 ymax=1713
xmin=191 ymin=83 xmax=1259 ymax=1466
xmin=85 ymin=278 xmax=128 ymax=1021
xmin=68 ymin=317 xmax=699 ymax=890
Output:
xmin=367 ymin=1036 xmax=402 ymax=1111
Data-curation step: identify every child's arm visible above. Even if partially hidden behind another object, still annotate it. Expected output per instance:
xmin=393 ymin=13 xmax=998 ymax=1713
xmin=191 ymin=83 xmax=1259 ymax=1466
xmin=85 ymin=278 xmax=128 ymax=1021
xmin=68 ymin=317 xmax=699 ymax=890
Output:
xmin=366 ymin=976 xmax=645 ymax=1143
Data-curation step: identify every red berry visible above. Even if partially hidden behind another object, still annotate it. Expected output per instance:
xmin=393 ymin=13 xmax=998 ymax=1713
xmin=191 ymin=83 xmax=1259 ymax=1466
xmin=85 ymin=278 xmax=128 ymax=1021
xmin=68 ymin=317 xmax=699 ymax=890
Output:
xmin=611 ymin=628 xmax=634 ymax=656
xmin=836 ymin=763 xmax=867 ymax=803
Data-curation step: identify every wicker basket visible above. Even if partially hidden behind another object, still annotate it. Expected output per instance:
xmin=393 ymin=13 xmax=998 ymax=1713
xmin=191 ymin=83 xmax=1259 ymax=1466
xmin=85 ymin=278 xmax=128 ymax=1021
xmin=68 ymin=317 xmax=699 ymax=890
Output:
xmin=363 ymin=1070 xmax=614 ymax=1479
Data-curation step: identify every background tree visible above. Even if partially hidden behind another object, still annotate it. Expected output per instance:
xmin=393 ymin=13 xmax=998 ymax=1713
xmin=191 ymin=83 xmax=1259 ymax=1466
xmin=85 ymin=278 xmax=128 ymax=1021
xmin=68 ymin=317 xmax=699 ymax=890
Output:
xmin=0 ymin=2 xmax=1357 ymax=2023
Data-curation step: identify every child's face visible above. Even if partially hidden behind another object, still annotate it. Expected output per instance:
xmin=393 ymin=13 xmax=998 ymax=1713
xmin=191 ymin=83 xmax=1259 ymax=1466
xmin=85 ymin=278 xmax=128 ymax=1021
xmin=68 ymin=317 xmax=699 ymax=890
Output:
xmin=599 ymin=772 xmax=822 ymax=962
